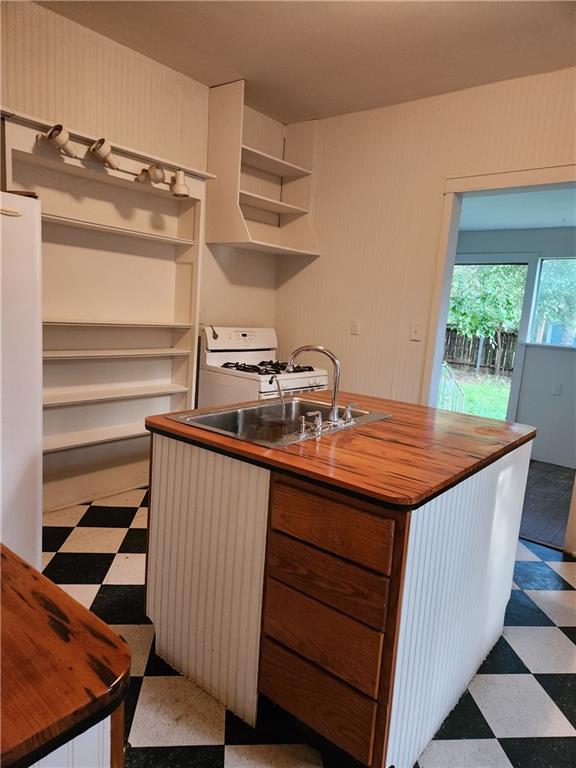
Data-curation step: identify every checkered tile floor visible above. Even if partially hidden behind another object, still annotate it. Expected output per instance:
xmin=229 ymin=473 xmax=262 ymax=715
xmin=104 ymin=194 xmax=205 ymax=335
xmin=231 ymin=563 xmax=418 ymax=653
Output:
xmin=42 ymin=489 xmax=576 ymax=768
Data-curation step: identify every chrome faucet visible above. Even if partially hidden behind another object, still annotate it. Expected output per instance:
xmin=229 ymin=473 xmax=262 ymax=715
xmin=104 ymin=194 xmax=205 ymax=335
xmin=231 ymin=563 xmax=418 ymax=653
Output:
xmin=287 ymin=345 xmax=341 ymax=423
xmin=269 ymin=374 xmax=286 ymax=421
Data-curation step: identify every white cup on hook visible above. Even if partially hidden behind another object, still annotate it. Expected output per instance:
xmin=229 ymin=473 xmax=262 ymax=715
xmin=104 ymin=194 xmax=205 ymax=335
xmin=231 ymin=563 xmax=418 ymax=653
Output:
xmin=90 ymin=138 xmax=120 ymax=170
xmin=45 ymin=124 xmax=79 ymax=158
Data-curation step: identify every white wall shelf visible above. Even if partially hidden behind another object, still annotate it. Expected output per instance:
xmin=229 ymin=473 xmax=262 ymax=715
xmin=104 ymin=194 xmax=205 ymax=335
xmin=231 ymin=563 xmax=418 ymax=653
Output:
xmin=3 ymin=110 xmax=208 ymax=506
xmin=43 ymin=319 xmax=194 ymax=329
xmin=44 ymin=348 xmax=191 ymax=360
xmin=239 ymin=190 xmax=308 ymax=216
xmin=43 ymin=213 xmax=196 ymax=247
xmin=241 ymin=145 xmax=311 ymax=178
xmin=43 ymin=383 xmax=189 ymax=408
xmin=2 ymin=108 xmax=215 ymax=183
xmin=219 ymin=240 xmax=321 ymax=258
xmin=206 ymin=80 xmax=319 ymax=258
xmin=43 ymin=422 xmax=148 ymax=453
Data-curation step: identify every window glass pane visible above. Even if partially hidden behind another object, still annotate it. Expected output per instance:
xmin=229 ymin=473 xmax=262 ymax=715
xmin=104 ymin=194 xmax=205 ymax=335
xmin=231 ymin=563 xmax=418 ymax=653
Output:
xmin=530 ymin=258 xmax=576 ymax=346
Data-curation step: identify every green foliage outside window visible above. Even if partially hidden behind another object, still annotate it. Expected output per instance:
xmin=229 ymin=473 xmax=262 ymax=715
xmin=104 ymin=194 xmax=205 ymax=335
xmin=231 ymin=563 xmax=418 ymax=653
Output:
xmin=447 ymin=264 xmax=527 ymax=375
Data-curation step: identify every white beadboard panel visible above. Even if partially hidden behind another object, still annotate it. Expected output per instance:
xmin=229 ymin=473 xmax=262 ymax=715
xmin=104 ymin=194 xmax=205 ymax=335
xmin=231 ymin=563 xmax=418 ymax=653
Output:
xmin=385 ymin=441 xmax=532 ymax=768
xmin=275 ymin=67 xmax=576 ymax=404
xmin=0 ymin=1 xmax=208 ymax=169
xmin=243 ymin=106 xmax=285 ymax=159
xmin=201 ymin=244 xmax=278 ymax=327
xmin=31 ymin=717 xmax=110 ymax=767
xmin=147 ymin=435 xmax=270 ymax=725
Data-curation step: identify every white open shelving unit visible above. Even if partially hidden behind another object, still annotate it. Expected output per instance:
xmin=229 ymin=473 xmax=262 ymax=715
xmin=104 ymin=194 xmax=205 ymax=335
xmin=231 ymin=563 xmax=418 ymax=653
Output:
xmin=206 ymin=80 xmax=320 ymax=257
xmin=2 ymin=110 xmax=212 ymax=509
xmin=42 ymin=212 xmax=197 ymax=247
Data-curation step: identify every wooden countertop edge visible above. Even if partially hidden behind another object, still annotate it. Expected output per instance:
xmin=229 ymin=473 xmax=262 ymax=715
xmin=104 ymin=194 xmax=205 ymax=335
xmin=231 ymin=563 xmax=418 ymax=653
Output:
xmin=1 ymin=546 xmax=131 ymax=767
xmin=144 ymin=393 xmax=536 ymax=508
xmin=4 ymin=684 xmax=128 ymax=768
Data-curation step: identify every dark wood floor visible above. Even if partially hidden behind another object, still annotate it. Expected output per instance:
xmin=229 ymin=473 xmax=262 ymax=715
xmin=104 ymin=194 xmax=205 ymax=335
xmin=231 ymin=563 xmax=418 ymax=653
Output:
xmin=520 ymin=460 xmax=575 ymax=549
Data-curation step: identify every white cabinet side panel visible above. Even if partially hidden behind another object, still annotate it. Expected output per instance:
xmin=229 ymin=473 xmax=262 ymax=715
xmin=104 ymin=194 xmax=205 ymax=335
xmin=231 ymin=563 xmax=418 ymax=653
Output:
xmin=30 ymin=717 xmax=111 ymax=767
xmin=385 ymin=442 xmax=532 ymax=768
xmin=147 ymin=435 xmax=270 ymax=724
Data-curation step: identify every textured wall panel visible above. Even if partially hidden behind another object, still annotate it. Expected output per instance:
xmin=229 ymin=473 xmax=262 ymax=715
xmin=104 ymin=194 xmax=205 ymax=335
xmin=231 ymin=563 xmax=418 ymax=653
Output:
xmin=243 ymin=106 xmax=285 ymax=158
xmin=31 ymin=718 xmax=110 ymax=767
xmin=275 ymin=67 xmax=576 ymax=403
xmin=147 ymin=435 xmax=270 ymax=724
xmin=1 ymin=2 xmax=208 ymax=169
xmin=202 ymin=244 xmax=278 ymax=327
xmin=385 ymin=441 xmax=532 ymax=768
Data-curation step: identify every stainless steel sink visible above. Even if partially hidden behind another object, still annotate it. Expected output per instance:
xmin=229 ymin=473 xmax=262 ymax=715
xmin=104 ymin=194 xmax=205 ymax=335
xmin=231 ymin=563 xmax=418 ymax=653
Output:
xmin=167 ymin=397 xmax=390 ymax=448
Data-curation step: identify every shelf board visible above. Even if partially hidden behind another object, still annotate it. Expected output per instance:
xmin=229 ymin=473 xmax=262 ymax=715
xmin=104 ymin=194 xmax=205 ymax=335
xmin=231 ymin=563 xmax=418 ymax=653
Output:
xmin=43 ymin=383 xmax=189 ymax=408
xmin=239 ymin=190 xmax=308 ymax=216
xmin=42 ymin=212 xmax=196 ymax=247
xmin=44 ymin=348 xmax=191 ymax=360
xmin=213 ymin=239 xmax=320 ymax=258
xmin=43 ymin=319 xmax=193 ymax=329
xmin=241 ymin=145 xmax=312 ymax=179
xmin=43 ymin=422 xmax=149 ymax=452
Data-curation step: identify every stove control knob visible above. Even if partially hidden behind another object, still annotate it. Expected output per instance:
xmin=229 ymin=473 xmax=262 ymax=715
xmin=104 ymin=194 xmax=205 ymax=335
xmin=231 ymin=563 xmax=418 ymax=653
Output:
xmin=308 ymin=378 xmax=315 ymax=386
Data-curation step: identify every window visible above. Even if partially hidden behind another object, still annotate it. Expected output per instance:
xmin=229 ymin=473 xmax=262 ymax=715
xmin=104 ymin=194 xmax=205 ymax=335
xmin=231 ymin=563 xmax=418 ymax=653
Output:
xmin=530 ymin=258 xmax=576 ymax=346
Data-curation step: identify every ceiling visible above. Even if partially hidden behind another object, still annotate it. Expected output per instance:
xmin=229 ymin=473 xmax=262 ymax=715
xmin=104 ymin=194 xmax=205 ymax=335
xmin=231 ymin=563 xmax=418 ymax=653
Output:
xmin=38 ymin=1 xmax=576 ymax=124
xmin=460 ymin=184 xmax=576 ymax=231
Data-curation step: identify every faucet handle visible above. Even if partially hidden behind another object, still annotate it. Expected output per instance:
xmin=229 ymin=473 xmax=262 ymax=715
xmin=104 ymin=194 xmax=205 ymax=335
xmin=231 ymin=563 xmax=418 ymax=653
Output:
xmin=298 ymin=415 xmax=307 ymax=435
xmin=306 ymin=411 xmax=323 ymax=430
xmin=343 ymin=402 xmax=358 ymax=421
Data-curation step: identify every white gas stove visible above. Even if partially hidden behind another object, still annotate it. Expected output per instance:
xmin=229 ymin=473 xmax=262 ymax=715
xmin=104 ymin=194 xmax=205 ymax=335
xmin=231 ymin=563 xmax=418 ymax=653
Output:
xmin=197 ymin=327 xmax=328 ymax=408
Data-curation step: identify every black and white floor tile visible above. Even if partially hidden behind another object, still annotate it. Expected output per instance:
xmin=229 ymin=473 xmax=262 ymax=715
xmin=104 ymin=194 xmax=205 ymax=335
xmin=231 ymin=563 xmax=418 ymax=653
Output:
xmin=42 ymin=492 xmax=576 ymax=768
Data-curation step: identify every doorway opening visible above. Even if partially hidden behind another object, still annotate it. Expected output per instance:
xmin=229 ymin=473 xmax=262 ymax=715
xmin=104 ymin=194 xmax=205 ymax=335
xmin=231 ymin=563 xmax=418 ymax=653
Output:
xmin=433 ymin=180 xmax=576 ymax=550
xmin=439 ymin=262 xmax=528 ymax=419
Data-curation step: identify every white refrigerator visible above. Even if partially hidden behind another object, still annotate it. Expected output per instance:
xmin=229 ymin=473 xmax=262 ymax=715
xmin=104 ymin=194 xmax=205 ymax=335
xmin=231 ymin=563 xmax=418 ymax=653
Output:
xmin=1 ymin=191 xmax=42 ymax=568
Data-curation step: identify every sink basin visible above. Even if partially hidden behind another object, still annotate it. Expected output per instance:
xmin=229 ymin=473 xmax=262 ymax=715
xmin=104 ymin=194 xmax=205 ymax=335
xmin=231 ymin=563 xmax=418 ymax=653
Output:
xmin=167 ymin=398 xmax=390 ymax=448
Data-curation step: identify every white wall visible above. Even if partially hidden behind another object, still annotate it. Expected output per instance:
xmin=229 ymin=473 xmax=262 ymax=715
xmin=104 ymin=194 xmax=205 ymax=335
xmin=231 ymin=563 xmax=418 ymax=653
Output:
xmin=0 ymin=1 xmax=207 ymax=169
xmin=275 ymin=67 xmax=576 ymax=401
xmin=516 ymin=346 xmax=575 ymax=468
xmin=201 ymin=245 xmax=277 ymax=327
xmin=0 ymin=1 xmax=277 ymax=329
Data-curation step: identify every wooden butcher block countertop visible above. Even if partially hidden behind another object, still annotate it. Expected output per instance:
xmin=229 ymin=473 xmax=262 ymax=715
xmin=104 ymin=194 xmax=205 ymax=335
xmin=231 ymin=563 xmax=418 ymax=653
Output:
xmin=1 ymin=545 xmax=131 ymax=767
xmin=145 ymin=391 xmax=536 ymax=509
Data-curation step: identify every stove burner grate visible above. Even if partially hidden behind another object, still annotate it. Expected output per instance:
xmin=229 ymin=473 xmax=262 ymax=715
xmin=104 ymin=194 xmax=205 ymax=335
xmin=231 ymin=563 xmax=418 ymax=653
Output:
xmin=221 ymin=360 xmax=315 ymax=375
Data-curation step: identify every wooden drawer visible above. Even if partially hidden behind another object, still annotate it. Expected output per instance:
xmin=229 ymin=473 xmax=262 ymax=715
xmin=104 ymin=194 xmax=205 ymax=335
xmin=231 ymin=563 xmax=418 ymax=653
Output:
xmin=267 ymin=531 xmax=389 ymax=630
xmin=263 ymin=578 xmax=383 ymax=698
xmin=259 ymin=637 xmax=377 ymax=765
xmin=270 ymin=478 xmax=394 ymax=574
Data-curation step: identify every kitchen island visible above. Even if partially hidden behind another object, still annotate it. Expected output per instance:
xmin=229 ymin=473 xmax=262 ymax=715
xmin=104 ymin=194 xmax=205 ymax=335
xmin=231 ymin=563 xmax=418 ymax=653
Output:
xmin=145 ymin=392 xmax=535 ymax=768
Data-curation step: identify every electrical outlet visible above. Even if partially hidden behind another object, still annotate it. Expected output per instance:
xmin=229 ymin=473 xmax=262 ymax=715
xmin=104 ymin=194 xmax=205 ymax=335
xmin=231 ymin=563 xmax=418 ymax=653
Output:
xmin=552 ymin=384 xmax=563 ymax=396
xmin=351 ymin=319 xmax=360 ymax=336
xmin=410 ymin=322 xmax=422 ymax=342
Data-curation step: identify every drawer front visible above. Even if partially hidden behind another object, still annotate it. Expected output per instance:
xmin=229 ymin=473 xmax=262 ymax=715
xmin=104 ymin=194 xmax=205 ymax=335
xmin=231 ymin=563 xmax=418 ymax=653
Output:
xmin=259 ymin=637 xmax=377 ymax=765
xmin=263 ymin=578 xmax=383 ymax=698
xmin=267 ymin=531 xmax=389 ymax=630
xmin=270 ymin=479 xmax=394 ymax=574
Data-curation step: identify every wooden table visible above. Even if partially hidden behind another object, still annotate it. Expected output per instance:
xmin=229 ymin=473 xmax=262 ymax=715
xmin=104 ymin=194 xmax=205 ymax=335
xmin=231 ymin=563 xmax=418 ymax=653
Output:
xmin=1 ymin=545 xmax=131 ymax=767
